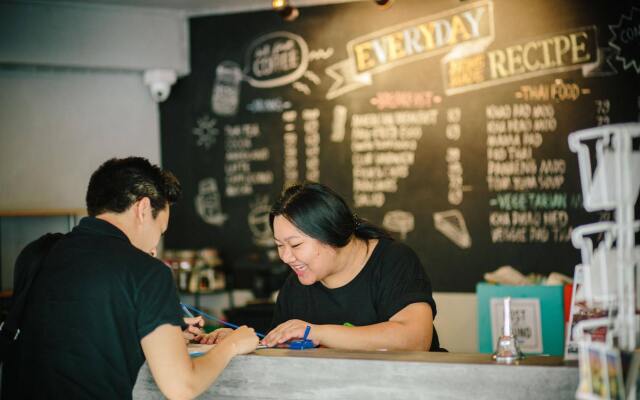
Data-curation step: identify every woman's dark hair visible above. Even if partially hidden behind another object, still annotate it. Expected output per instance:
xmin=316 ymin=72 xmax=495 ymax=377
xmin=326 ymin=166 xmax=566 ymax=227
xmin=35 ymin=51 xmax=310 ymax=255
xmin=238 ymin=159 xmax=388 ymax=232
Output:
xmin=269 ymin=182 xmax=390 ymax=248
xmin=86 ymin=157 xmax=181 ymax=217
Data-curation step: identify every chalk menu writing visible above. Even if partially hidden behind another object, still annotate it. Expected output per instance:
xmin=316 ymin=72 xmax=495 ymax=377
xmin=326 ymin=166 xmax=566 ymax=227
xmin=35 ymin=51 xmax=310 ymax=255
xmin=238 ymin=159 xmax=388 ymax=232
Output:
xmin=224 ymin=123 xmax=273 ymax=198
xmin=486 ymin=102 xmax=572 ymax=244
xmin=161 ymin=0 xmax=639 ymax=292
xmin=351 ymin=110 xmax=438 ymax=207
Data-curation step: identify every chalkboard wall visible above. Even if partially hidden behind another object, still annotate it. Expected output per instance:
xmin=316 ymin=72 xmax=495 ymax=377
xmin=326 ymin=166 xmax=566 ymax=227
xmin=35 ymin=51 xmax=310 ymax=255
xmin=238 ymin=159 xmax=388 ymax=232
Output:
xmin=160 ymin=0 xmax=640 ymax=292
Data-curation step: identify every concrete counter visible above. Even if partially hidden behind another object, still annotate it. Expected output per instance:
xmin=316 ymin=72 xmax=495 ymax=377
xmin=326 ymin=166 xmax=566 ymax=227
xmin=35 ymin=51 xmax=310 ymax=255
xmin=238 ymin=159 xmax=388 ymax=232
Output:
xmin=133 ymin=348 xmax=578 ymax=399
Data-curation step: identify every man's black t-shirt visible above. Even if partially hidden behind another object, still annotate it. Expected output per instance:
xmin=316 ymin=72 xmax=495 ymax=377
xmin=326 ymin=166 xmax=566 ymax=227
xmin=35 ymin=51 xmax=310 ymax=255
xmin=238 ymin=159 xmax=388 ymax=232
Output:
xmin=271 ymin=238 xmax=440 ymax=350
xmin=10 ymin=217 xmax=183 ymax=399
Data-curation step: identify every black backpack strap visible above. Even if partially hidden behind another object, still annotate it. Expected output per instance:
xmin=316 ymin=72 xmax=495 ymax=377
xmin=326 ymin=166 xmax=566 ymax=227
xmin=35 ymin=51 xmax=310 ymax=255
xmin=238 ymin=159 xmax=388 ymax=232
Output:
xmin=0 ymin=233 xmax=64 ymax=360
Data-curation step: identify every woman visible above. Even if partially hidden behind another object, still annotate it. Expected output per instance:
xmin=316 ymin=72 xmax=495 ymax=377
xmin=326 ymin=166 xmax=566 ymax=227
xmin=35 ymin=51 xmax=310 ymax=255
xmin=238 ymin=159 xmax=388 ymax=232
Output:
xmin=262 ymin=182 xmax=440 ymax=351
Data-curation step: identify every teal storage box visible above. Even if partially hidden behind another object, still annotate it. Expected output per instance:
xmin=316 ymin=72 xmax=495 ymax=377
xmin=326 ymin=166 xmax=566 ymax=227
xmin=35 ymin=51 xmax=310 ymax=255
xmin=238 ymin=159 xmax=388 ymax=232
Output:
xmin=477 ymin=283 xmax=565 ymax=356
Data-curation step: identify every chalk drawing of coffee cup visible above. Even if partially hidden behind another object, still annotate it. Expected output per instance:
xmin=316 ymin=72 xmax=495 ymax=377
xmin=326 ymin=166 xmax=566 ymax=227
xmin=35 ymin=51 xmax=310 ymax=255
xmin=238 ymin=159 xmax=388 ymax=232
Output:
xmin=248 ymin=199 xmax=274 ymax=247
xmin=195 ymin=178 xmax=228 ymax=226
xmin=382 ymin=210 xmax=415 ymax=240
xmin=244 ymin=31 xmax=309 ymax=89
xmin=211 ymin=61 xmax=243 ymax=117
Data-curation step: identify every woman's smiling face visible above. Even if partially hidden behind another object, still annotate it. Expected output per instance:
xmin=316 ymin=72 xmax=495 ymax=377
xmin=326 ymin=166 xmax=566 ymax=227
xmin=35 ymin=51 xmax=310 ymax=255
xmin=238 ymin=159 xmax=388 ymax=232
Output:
xmin=272 ymin=215 xmax=337 ymax=285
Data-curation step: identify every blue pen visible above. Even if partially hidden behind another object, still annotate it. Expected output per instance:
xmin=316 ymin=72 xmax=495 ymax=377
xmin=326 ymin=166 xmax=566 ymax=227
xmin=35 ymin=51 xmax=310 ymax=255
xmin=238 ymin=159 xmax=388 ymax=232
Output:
xmin=300 ymin=325 xmax=311 ymax=351
xmin=302 ymin=325 xmax=311 ymax=342
xmin=181 ymin=303 xmax=266 ymax=339
xmin=287 ymin=325 xmax=314 ymax=350
xmin=181 ymin=303 xmax=201 ymax=336
xmin=181 ymin=303 xmax=195 ymax=318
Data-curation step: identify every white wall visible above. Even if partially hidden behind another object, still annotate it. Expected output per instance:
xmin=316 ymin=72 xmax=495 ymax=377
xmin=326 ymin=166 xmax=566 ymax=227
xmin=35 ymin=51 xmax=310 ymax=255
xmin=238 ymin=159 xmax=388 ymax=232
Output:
xmin=0 ymin=1 xmax=189 ymax=211
xmin=0 ymin=1 xmax=187 ymax=287
xmin=433 ymin=292 xmax=477 ymax=353
xmin=0 ymin=68 xmax=161 ymax=210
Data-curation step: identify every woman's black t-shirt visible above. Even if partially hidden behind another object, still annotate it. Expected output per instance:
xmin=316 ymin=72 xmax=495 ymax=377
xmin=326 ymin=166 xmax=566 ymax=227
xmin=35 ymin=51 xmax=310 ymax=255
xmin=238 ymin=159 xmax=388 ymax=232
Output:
xmin=271 ymin=238 xmax=440 ymax=350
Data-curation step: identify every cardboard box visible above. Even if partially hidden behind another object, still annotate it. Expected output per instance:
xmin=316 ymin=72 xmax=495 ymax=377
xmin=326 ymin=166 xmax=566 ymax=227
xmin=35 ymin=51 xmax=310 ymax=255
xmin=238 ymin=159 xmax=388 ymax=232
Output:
xmin=477 ymin=283 xmax=565 ymax=356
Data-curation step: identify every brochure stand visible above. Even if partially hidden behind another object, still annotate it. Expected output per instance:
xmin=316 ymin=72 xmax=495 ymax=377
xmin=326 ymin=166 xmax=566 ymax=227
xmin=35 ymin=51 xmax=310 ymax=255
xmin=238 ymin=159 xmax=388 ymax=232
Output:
xmin=568 ymin=123 xmax=640 ymax=400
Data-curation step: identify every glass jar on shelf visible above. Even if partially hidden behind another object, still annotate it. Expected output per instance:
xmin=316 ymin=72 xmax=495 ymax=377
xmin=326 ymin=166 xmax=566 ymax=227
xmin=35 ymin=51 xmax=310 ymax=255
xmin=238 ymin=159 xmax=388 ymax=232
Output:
xmin=175 ymin=250 xmax=196 ymax=292
xmin=189 ymin=247 xmax=225 ymax=293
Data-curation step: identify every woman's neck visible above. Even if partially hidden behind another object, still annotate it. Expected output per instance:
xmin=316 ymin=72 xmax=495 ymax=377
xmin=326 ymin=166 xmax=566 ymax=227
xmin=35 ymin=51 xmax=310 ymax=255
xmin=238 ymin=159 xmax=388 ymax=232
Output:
xmin=321 ymin=237 xmax=373 ymax=289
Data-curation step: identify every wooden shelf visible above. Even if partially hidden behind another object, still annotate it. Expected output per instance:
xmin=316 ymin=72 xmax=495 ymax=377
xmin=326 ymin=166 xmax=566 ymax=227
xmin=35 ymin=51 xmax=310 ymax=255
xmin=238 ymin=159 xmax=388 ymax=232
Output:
xmin=0 ymin=209 xmax=87 ymax=217
xmin=179 ymin=289 xmax=228 ymax=296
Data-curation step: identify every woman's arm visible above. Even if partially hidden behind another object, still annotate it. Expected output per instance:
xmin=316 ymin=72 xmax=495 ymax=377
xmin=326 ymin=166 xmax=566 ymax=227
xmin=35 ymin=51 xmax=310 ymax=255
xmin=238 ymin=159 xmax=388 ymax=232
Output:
xmin=141 ymin=324 xmax=259 ymax=400
xmin=263 ymin=302 xmax=433 ymax=351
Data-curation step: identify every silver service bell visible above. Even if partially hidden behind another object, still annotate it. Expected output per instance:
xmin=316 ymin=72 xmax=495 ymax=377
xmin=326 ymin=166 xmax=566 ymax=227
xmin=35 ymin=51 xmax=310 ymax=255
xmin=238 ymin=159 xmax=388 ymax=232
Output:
xmin=492 ymin=297 xmax=524 ymax=364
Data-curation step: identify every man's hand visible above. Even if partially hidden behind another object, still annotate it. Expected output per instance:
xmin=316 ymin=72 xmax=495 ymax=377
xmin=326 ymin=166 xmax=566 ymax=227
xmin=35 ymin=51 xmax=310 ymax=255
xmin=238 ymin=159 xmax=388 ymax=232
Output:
xmin=219 ymin=326 xmax=259 ymax=355
xmin=182 ymin=316 xmax=204 ymax=342
xmin=197 ymin=328 xmax=233 ymax=344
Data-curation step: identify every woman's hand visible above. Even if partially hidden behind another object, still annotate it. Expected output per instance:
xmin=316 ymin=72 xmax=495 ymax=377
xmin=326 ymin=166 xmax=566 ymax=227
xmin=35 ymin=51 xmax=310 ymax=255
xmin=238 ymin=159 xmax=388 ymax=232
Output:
xmin=262 ymin=319 xmax=319 ymax=347
xmin=197 ymin=328 xmax=233 ymax=345
xmin=182 ymin=316 xmax=204 ymax=342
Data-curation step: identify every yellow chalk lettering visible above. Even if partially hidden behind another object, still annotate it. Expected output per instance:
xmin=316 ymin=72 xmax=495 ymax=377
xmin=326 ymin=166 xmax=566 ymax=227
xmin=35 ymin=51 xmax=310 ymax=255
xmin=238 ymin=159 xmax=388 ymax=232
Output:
xmin=523 ymin=41 xmax=541 ymax=71
xmin=553 ymin=35 xmax=571 ymax=66
xmin=488 ymin=49 xmax=508 ymax=79
xmin=540 ymin=38 xmax=555 ymax=68
xmin=506 ymin=44 xmax=525 ymax=76
xmin=449 ymin=15 xmax=472 ymax=44
xmin=570 ymin=31 xmax=591 ymax=63
xmin=387 ymin=31 xmax=407 ymax=61
xmin=418 ymin=23 xmax=436 ymax=50
xmin=354 ymin=42 xmax=376 ymax=72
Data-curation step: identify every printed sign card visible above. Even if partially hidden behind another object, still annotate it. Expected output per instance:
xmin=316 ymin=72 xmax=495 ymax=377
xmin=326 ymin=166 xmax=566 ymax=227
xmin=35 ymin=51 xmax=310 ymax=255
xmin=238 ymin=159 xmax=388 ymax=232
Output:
xmin=490 ymin=297 xmax=542 ymax=353
xmin=577 ymin=342 xmax=625 ymax=400
xmin=565 ymin=265 xmax=611 ymax=361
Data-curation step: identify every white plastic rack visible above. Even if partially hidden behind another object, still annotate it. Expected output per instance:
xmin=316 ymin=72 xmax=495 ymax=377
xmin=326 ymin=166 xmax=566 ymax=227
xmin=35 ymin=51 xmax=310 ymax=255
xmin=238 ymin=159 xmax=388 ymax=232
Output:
xmin=569 ymin=123 xmax=640 ymax=400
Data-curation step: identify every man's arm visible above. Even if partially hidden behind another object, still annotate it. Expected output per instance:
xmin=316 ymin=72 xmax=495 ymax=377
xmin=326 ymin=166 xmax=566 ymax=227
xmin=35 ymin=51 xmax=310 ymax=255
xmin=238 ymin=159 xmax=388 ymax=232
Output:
xmin=141 ymin=324 xmax=258 ymax=400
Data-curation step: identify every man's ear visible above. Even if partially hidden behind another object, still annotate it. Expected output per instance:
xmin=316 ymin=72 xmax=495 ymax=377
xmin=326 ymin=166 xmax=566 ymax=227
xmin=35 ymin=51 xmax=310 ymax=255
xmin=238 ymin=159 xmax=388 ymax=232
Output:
xmin=134 ymin=197 xmax=152 ymax=223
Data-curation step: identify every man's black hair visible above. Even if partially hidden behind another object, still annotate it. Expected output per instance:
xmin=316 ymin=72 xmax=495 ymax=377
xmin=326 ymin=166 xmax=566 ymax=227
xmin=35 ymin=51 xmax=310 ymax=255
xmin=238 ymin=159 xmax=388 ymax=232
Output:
xmin=85 ymin=157 xmax=181 ymax=217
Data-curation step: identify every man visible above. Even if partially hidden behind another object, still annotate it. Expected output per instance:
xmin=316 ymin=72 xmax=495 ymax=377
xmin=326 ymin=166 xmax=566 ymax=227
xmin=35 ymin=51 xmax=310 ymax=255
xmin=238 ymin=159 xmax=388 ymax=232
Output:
xmin=4 ymin=157 xmax=258 ymax=399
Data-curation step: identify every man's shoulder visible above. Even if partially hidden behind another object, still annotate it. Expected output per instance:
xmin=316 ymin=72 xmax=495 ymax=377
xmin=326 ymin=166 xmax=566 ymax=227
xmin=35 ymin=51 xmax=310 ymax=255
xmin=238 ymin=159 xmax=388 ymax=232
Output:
xmin=20 ymin=233 xmax=65 ymax=257
xmin=59 ymin=230 xmax=167 ymax=275
xmin=14 ymin=233 xmax=66 ymax=292
xmin=105 ymin=243 xmax=169 ymax=274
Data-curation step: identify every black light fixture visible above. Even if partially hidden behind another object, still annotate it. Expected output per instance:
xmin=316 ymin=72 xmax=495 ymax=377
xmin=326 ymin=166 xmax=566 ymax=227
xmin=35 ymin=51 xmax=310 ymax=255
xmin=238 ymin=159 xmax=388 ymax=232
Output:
xmin=272 ymin=0 xmax=299 ymax=21
xmin=374 ymin=0 xmax=394 ymax=9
